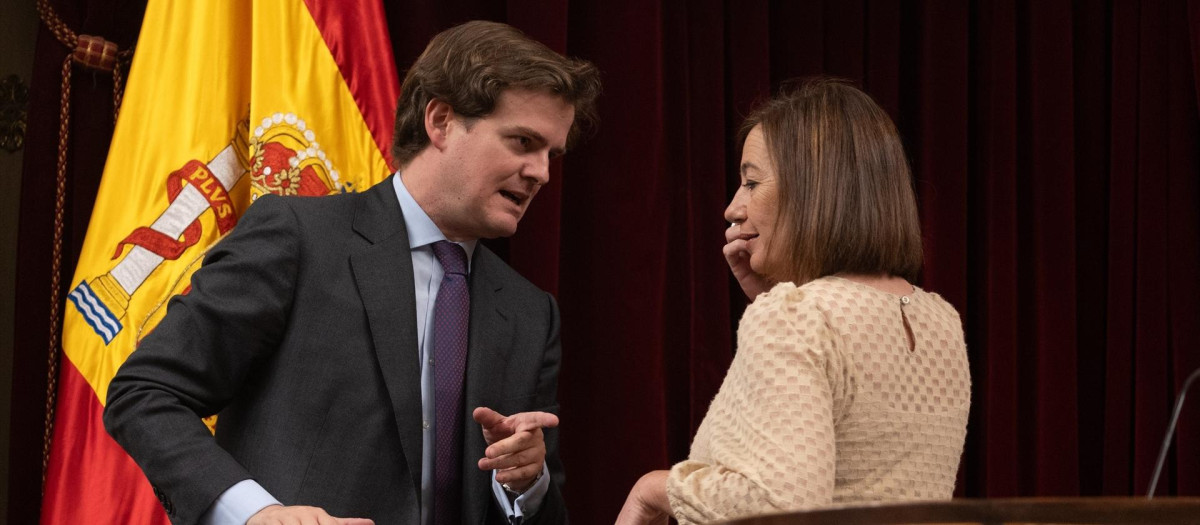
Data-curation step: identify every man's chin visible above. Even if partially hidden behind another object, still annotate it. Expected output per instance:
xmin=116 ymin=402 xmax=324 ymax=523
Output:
xmin=480 ymin=221 xmax=520 ymax=239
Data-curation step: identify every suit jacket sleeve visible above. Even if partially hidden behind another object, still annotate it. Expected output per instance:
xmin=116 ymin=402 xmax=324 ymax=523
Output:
xmin=104 ymin=195 xmax=301 ymax=525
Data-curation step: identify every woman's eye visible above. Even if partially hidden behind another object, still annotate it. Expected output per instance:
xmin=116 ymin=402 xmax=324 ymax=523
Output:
xmin=742 ymin=181 xmax=758 ymax=190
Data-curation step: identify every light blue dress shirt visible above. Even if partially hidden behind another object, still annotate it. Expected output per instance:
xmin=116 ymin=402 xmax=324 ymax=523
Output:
xmin=200 ymin=174 xmax=549 ymax=524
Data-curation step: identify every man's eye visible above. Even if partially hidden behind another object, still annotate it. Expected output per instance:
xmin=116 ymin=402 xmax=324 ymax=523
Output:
xmin=511 ymin=136 xmax=531 ymax=148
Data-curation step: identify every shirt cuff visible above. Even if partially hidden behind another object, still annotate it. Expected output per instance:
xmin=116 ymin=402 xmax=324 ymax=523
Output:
xmin=490 ymin=463 xmax=551 ymax=520
xmin=200 ymin=479 xmax=281 ymax=525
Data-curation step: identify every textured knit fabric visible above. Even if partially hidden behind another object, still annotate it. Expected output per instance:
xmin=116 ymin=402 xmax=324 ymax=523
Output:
xmin=666 ymin=276 xmax=971 ymax=524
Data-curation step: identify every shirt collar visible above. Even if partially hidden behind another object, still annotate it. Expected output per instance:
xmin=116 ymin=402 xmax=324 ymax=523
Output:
xmin=392 ymin=173 xmax=478 ymax=261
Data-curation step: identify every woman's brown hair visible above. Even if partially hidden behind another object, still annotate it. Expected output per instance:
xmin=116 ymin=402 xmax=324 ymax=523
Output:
xmin=743 ymin=77 xmax=923 ymax=284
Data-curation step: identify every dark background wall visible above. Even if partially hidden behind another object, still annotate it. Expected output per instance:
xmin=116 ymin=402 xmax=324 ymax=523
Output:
xmin=0 ymin=0 xmax=41 ymax=521
xmin=6 ymin=1 xmax=1200 ymax=524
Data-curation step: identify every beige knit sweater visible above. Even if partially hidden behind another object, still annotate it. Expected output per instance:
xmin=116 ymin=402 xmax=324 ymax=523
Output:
xmin=666 ymin=276 xmax=971 ymax=524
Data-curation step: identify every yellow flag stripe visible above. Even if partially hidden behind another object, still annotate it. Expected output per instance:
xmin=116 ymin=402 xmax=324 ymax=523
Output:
xmin=62 ymin=0 xmax=392 ymax=408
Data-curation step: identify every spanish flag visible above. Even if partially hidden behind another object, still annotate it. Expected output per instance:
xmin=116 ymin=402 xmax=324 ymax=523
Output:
xmin=42 ymin=1 xmax=399 ymax=522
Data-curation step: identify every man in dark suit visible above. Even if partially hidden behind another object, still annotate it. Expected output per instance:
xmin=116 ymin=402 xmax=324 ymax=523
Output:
xmin=104 ymin=20 xmax=601 ymax=525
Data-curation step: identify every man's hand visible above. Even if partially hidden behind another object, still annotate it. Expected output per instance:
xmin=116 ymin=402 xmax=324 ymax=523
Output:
xmin=247 ymin=504 xmax=374 ymax=525
xmin=472 ymin=407 xmax=559 ymax=492
xmin=615 ymin=470 xmax=670 ymax=525
xmin=723 ymin=222 xmax=777 ymax=301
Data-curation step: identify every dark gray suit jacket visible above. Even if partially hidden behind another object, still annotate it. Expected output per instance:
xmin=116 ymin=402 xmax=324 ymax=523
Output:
xmin=104 ymin=176 xmax=567 ymax=525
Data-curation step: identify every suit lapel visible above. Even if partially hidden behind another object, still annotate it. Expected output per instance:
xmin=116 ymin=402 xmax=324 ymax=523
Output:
xmin=348 ymin=179 xmax=518 ymax=520
xmin=348 ymin=177 xmax=425 ymax=496
xmin=463 ymin=246 xmax=514 ymax=524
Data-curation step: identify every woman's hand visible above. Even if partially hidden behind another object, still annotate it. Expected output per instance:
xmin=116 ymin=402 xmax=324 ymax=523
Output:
xmin=723 ymin=223 xmax=776 ymax=301
xmin=615 ymin=470 xmax=671 ymax=525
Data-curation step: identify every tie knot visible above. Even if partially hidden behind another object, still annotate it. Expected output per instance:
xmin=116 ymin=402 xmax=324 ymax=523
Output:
xmin=431 ymin=241 xmax=468 ymax=276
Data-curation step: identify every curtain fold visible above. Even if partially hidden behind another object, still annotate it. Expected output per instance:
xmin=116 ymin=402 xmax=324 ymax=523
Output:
xmin=9 ymin=1 xmax=146 ymax=523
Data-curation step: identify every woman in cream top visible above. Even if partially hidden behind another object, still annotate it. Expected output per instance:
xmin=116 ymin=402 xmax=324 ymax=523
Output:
xmin=617 ymin=78 xmax=971 ymax=524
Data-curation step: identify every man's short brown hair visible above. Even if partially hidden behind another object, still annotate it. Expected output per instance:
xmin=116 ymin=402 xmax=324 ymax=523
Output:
xmin=391 ymin=20 xmax=602 ymax=166
xmin=743 ymin=77 xmax=923 ymax=284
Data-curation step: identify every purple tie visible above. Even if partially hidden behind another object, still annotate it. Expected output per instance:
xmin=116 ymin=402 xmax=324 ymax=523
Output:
xmin=431 ymin=241 xmax=468 ymax=525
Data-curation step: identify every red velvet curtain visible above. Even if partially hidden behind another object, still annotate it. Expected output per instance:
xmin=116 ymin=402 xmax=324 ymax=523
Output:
xmin=9 ymin=1 xmax=145 ymax=524
xmin=10 ymin=1 xmax=1200 ymax=524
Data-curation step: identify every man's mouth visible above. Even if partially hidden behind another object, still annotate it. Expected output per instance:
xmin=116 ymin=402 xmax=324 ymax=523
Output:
xmin=500 ymin=190 xmax=525 ymax=206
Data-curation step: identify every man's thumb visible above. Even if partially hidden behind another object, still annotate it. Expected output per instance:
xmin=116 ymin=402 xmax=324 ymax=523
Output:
xmin=472 ymin=406 xmax=506 ymax=428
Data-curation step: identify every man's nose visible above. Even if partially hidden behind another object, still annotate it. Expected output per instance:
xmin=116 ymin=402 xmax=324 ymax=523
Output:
xmin=525 ymin=154 xmax=551 ymax=185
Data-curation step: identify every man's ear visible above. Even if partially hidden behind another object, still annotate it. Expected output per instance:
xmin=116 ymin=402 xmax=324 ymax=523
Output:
xmin=424 ymin=98 xmax=455 ymax=151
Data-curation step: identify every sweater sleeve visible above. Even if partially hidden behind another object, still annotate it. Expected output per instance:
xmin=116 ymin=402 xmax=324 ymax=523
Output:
xmin=666 ymin=284 xmax=841 ymax=524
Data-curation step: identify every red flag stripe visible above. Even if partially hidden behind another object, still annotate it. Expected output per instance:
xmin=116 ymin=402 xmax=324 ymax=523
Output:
xmin=41 ymin=359 xmax=168 ymax=525
xmin=302 ymin=0 xmax=401 ymax=168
